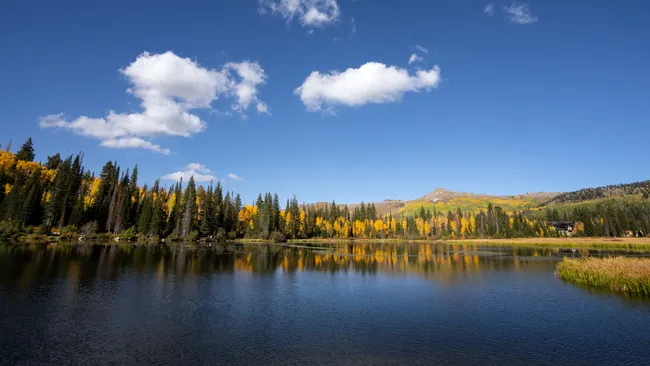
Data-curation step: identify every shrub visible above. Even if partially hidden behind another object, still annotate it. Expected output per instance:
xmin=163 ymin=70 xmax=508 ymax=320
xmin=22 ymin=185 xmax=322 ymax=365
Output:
xmin=188 ymin=230 xmax=200 ymax=242
xmin=80 ymin=221 xmax=98 ymax=236
xmin=214 ymin=228 xmax=227 ymax=243
xmin=120 ymin=226 xmax=137 ymax=240
xmin=270 ymin=231 xmax=287 ymax=243
xmin=227 ymin=231 xmax=237 ymax=240
xmin=61 ymin=225 xmax=78 ymax=235
xmin=0 ymin=221 xmax=20 ymax=239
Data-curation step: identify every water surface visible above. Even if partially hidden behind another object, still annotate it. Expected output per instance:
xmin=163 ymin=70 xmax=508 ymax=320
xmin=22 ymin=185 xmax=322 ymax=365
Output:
xmin=1 ymin=242 xmax=649 ymax=365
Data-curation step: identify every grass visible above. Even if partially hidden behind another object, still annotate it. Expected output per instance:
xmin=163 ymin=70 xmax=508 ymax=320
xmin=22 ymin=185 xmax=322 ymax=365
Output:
xmin=556 ymin=257 xmax=650 ymax=295
xmin=288 ymin=237 xmax=650 ymax=250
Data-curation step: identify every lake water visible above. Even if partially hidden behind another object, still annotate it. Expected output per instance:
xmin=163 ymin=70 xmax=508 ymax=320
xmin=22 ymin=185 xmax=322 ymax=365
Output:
xmin=1 ymin=242 xmax=649 ymax=365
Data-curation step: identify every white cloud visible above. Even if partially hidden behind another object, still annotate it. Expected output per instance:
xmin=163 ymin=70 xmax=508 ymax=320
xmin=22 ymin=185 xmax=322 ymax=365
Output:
xmin=504 ymin=2 xmax=538 ymax=24
xmin=260 ymin=0 xmax=340 ymax=28
xmin=225 ymin=61 xmax=270 ymax=115
xmin=408 ymin=53 xmax=423 ymax=65
xmin=161 ymin=163 xmax=217 ymax=182
xmin=228 ymin=173 xmax=244 ymax=181
xmin=484 ymin=3 xmax=495 ymax=16
xmin=39 ymin=51 xmax=269 ymax=153
xmin=295 ymin=61 xmax=441 ymax=112
xmin=100 ymin=137 xmax=171 ymax=155
xmin=350 ymin=17 xmax=357 ymax=36
xmin=415 ymin=45 xmax=429 ymax=54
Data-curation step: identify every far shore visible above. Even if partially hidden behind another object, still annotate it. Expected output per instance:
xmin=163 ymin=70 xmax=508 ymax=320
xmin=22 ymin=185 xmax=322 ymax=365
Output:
xmin=285 ymin=237 xmax=650 ymax=249
xmin=4 ymin=235 xmax=650 ymax=250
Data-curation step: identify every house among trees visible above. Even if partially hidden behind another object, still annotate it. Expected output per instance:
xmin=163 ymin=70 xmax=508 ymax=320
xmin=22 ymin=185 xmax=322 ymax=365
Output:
xmin=547 ymin=221 xmax=574 ymax=235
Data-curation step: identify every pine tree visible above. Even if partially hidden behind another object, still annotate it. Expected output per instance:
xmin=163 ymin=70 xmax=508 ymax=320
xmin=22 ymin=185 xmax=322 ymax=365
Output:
xmin=138 ymin=186 xmax=153 ymax=234
xmin=199 ymin=184 xmax=215 ymax=237
xmin=45 ymin=153 xmax=62 ymax=170
xmin=15 ymin=137 xmax=35 ymax=162
xmin=21 ymin=168 xmax=43 ymax=226
xmin=0 ymin=165 xmax=7 ymax=207
xmin=272 ymin=193 xmax=280 ymax=232
xmin=41 ymin=156 xmax=73 ymax=231
xmin=180 ymin=176 xmax=197 ymax=237
xmin=149 ymin=181 xmax=165 ymax=237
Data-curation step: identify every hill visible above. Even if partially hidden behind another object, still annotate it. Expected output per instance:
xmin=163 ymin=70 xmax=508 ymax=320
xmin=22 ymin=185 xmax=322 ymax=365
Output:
xmin=542 ymin=180 xmax=650 ymax=205
xmin=304 ymin=180 xmax=650 ymax=218
xmin=397 ymin=188 xmax=557 ymax=216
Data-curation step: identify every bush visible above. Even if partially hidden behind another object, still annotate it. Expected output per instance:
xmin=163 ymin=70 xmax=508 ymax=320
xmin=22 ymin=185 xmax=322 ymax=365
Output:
xmin=61 ymin=225 xmax=78 ymax=235
xmin=188 ymin=230 xmax=200 ymax=242
xmin=120 ymin=226 xmax=137 ymax=240
xmin=0 ymin=221 xmax=20 ymax=239
xmin=227 ymin=231 xmax=237 ymax=240
xmin=270 ymin=231 xmax=287 ymax=243
xmin=214 ymin=228 xmax=227 ymax=243
xmin=80 ymin=221 xmax=98 ymax=236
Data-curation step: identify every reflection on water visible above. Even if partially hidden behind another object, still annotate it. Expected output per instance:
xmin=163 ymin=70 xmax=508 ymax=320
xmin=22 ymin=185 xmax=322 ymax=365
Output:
xmin=1 ymin=241 xmax=647 ymax=291
xmin=1 ymin=242 xmax=649 ymax=365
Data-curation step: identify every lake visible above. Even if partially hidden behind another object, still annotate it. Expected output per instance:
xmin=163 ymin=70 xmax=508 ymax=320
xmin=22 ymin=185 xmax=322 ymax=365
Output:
xmin=1 ymin=242 xmax=649 ymax=365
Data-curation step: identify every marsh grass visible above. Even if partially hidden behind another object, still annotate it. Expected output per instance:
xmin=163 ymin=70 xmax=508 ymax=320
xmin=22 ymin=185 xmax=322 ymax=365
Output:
xmin=556 ymin=257 xmax=650 ymax=295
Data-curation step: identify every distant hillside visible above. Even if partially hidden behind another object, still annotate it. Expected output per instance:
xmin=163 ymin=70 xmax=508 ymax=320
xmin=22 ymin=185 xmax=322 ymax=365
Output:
xmin=542 ymin=180 xmax=650 ymax=206
xmin=398 ymin=188 xmax=557 ymax=216
xmin=305 ymin=180 xmax=650 ymax=218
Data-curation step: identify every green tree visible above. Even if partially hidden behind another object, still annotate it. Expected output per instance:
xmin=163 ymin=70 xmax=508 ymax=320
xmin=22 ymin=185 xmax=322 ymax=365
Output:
xmin=15 ymin=137 xmax=35 ymax=162
xmin=180 ymin=176 xmax=197 ymax=237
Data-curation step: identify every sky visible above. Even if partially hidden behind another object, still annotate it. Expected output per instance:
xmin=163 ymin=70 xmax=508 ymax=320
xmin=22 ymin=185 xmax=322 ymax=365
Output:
xmin=1 ymin=0 xmax=649 ymax=204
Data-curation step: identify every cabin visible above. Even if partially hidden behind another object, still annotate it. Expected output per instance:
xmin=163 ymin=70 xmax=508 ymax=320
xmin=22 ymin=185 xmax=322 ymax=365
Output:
xmin=547 ymin=221 xmax=574 ymax=235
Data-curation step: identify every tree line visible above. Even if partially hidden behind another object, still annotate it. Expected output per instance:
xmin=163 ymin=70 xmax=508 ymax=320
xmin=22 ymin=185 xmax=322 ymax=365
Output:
xmin=1 ymin=138 xmax=649 ymax=241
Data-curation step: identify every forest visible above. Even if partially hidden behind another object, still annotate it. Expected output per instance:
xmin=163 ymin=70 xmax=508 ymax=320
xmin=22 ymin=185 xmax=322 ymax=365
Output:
xmin=1 ymin=138 xmax=649 ymax=242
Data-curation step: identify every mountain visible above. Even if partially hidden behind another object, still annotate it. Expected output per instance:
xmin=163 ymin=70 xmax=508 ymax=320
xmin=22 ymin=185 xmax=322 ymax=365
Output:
xmin=542 ymin=180 xmax=650 ymax=205
xmin=307 ymin=180 xmax=649 ymax=217
xmin=397 ymin=188 xmax=558 ymax=217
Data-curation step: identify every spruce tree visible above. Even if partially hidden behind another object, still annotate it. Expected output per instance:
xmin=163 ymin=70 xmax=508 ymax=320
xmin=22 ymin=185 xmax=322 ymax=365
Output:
xmin=149 ymin=182 xmax=165 ymax=237
xmin=15 ymin=137 xmax=35 ymax=162
xmin=21 ymin=168 xmax=43 ymax=227
xmin=199 ymin=184 xmax=215 ymax=237
xmin=180 ymin=176 xmax=197 ymax=237
xmin=45 ymin=153 xmax=62 ymax=170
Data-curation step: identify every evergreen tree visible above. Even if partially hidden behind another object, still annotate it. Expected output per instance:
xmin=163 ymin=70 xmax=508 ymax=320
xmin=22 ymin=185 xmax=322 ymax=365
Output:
xmin=199 ymin=184 xmax=215 ymax=237
xmin=138 ymin=185 xmax=153 ymax=234
xmin=180 ymin=176 xmax=197 ymax=237
xmin=149 ymin=181 xmax=165 ymax=237
xmin=21 ymin=168 xmax=43 ymax=226
xmin=45 ymin=153 xmax=62 ymax=170
xmin=15 ymin=137 xmax=35 ymax=162
xmin=0 ymin=165 xmax=7 ymax=206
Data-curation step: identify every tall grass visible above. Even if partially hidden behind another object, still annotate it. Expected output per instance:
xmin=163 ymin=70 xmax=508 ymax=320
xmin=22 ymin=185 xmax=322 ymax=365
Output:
xmin=556 ymin=257 xmax=650 ymax=295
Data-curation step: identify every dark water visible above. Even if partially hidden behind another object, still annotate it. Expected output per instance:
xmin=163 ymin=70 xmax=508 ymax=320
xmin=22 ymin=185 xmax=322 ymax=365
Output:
xmin=1 ymin=242 xmax=649 ymax=365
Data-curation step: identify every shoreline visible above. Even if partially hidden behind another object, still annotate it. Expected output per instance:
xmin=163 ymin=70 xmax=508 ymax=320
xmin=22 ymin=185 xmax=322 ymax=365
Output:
xmin=4 ymin=235 xmax=650 ymax=250
xmin=286 ymin=237 xmax=650 ymax=249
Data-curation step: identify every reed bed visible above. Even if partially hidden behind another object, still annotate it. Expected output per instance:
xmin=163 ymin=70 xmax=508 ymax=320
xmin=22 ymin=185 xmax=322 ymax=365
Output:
xmin=556 ymin=257 xmax=650 ymax=295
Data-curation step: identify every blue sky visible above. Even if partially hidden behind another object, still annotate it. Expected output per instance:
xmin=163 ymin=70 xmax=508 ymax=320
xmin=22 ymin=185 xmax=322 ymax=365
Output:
xmin=1 ymin=0 xmax=649 ymax=204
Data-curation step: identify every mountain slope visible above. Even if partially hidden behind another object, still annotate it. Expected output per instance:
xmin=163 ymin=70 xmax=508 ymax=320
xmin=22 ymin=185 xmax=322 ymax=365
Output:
xmin=542 ymin=180 xmax=650 ymax=206
xmin=398 ymin=188 xmax=557 ymax=216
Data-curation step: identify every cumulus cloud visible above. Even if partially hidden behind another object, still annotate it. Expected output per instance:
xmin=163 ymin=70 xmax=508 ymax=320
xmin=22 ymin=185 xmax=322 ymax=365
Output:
xmin=225 ymin=61 xmax=270 ymax=116
xmin=259 ymin=0 xmax=340 ymax=28
xmin=415 ymin=45 xmax=429 ymax=54
xmin=228 ymin=173 xmax=244 ymax=181
xmin=408 ymin=53 xmax=423 ymax=65
xmin=295 ymin=62 xmax=441 ymax=112
xmin=484 ymin=3 xmax=495 ymax=16
xmin=161 ymin=163 xmax=217 ymax=182
xmin=504 ymin=2 xmax=537 ymax=24
xmin=100 ymin=137 xmax=171 ymax=155
xmin=40 ymin=51 xmax=269 ymax=153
